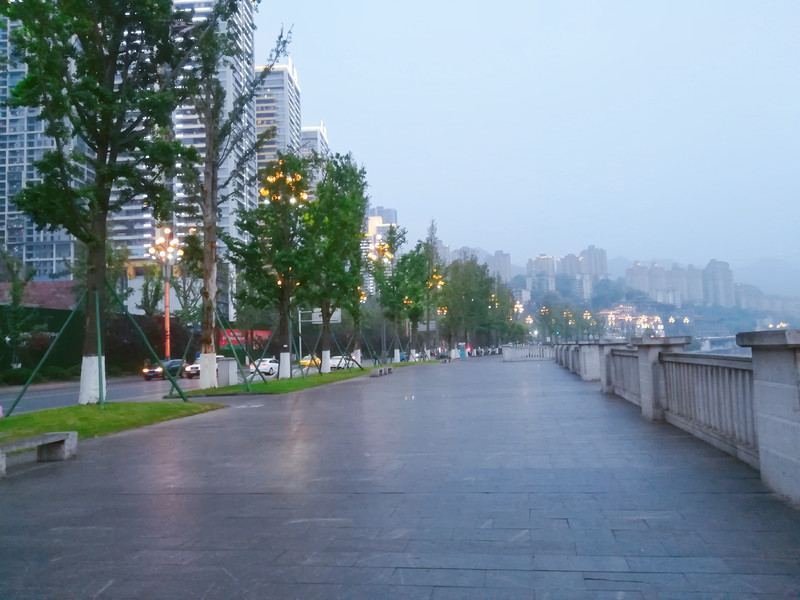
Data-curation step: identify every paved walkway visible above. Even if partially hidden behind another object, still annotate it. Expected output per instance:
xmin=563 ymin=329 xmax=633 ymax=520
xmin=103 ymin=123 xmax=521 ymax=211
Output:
xmin=1 ymin=358 xmax=799 ymax=599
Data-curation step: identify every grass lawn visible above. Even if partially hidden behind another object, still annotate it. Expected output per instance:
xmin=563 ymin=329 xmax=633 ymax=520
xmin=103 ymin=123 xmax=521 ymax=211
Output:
xmin=0 ymin=402 xmax=223 ymax=444
xmin=187 ymin=367 xmax=370 ymax=396
xmin=185 ymin=360 xmax=438 ymax=397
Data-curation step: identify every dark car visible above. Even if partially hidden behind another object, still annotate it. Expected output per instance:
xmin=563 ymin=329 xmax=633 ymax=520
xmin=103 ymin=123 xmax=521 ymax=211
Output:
xmin=143 ymin=359 xmax=183 ymax=380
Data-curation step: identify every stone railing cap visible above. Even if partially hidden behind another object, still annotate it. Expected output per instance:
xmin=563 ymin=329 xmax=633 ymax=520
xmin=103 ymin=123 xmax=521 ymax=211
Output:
xmin=631 ymin=336 xmax=692 ymax=346
xmin=736 ymin=329 xmax=800 ymax=348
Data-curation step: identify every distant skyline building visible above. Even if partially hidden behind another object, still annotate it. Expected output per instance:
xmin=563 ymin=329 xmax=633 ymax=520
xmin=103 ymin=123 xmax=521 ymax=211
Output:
xmin=487 ymin=250 xmax=511 ymax=283
xmin=558 ymin=253 xmax=584 ymax=276
xmin=526 ymin=254 xmax=556 ymax=295
xmin=703 ymin=259 xmax=735 ymax=307
xmin=579 ymin=245 xmax=608 ymax=279
xmin=0 ymin=17 xmax=79 ymax=280
xmin=625 ymin=262 xmax=649 ymax=295
xmin=300 ymin=121 xmax=330 ymax=156
xmin=363 ymin=206 xmax=399 ymax=296
xmin=167 ymin=0 xmax=258 ymax=251
xmin=368 ymin=205 xmax=397 ymax=226
xmin=255 ymin=59 xmax=301 ymax=171
xmin=435 ymin=240 xmax=451 ymax=266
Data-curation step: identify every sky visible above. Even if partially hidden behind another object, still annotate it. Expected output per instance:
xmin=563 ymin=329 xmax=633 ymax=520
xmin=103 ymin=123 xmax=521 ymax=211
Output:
xmin=254 ymin=1 xmax=800 ymax=276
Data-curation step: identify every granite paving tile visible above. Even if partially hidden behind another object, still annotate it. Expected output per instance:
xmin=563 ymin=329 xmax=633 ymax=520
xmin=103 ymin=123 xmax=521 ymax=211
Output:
xmin=1 ymin=358 xmax=799 ymax=599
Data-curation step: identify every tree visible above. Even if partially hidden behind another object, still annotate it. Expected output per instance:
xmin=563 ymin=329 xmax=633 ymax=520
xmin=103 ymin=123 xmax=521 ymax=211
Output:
xmin=177 ymin=0 xmax=289 ymax=387
xmin=394 ymin=242 xmax=428 ymax=356
xmin=440 ymin=257 xmax=493 ymax=347
xmin=224 ymin=152 xmax=313 ymax=378
xmin=370 ymin=225 xmax=407 ymax=360
xmin=422 ymin=221 xmax=444 ymax=350
xmin=2 ymin=0 xmax=193 ymax=403
xmin=170 ymin=232 xmax=204 ymax=327
xmin=299 ymin=153 xmax=368 ymax=372
xmin=486 ymin=279 xmax=515 ymax=346
xmin=0 ymin=250 xmax=39 ymax=367
xmin=136 ymin=265 xmax=165 ymax=318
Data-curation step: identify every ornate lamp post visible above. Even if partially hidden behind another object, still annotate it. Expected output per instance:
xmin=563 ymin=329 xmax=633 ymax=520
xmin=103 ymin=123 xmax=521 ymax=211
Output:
xmin=148 ymin=226 xmax=183 ymax=360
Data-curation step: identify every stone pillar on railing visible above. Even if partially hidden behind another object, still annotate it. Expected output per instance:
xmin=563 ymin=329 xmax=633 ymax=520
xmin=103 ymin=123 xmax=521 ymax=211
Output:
xmin=568 ymin=344 xmax=577 ymax=374
xmin=631 ymin=336 xmax=691 ymax=421
xmin=577 ymin=342 xmax=601 ymax=382
xmin=598 ymin=339 xmax=630 ymax=393
xmin=736 ymin=330 xmax=800 ymax=505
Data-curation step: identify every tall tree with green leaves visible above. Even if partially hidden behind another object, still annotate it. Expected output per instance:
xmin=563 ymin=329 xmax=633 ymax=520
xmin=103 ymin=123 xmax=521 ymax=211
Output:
xmin=299 ymin=153 xmax=369 ymax=372
xmin=394 ymin=242 xmax=428 ymax=357
xmin=224 ymin=152 xmax=313 ymax=377
xmin=136 ymin=264 xmax=165 ymax=318
xmin=2 ymin=0 xmax=192 ymax=403
xmin=177 ymin=0 xmax=289 ymax=387
xmin=440 ymin=257 xmax=494 ymax=348
xmin=370 ymin=225 xmax=408 ymax=360
xmin=170 ymin=232 xmax=204 ymax=327
xmin=422 ymin=220 xmax=444 ymax=350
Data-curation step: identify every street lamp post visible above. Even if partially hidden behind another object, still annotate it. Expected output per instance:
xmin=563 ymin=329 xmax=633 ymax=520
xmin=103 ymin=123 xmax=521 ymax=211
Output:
xmin=148 ymin=226 xmax=183 ymax=360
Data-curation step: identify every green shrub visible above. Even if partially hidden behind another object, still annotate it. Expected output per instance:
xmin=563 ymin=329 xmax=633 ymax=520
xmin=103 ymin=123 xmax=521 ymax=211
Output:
xmin=1 ymin=367 xmax=38 ymax=386
xmin=40 ymin=365 xmax=70 ymax=381
xmin=67 ymin=364 xmax=82 ymax=378
xmin=106 ymin=365 xmax=123 ymax=377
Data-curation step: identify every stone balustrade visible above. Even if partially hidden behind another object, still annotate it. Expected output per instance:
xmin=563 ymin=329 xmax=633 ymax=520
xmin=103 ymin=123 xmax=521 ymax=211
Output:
xmin=552 ymin=331 xmax=800 ymax=505
xmin=502 ymin=344 xmax=554 ymax=361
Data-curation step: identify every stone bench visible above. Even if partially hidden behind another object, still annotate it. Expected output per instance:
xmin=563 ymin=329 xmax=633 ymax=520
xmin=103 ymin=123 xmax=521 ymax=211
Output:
xmin=0 ymin=431 xmax=78 ymax=478
xmin=369 ymin=366 xmax=394 ymax=377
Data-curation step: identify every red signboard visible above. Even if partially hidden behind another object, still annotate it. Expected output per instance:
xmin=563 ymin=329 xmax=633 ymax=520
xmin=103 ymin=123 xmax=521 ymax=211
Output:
xmin=219 ymin=329 xmax=271 ymax=347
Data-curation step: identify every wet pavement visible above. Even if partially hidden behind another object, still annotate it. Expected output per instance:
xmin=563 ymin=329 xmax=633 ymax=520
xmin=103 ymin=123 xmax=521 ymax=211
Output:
xmin=1 ymin=357 xmax=799 ymax=599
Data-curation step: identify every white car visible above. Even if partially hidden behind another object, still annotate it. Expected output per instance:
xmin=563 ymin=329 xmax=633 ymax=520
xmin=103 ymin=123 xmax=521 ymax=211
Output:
xmin=330 ymin=355 xmax=357 ymax=370
xmin=250 ymin=357 xmax=279 ymax=376
xmin=183 ymin=355 xmax=225 ymax=379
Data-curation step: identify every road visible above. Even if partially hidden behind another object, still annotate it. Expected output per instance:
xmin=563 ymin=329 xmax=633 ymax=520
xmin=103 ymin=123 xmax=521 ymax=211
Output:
xmin=0 ymin=356 xmax=410 ymax=417
xmin=0 ymin=374 xmax=206 ymax=416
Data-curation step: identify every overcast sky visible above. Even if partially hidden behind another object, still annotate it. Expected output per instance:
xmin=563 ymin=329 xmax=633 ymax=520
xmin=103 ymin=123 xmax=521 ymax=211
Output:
xmin=254 ymin=2 xmax=799 ymax=273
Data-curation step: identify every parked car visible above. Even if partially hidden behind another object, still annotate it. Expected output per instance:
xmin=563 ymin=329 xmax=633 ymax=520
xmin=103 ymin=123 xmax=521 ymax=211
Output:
xmin=250 ymin=357 xmax=279 ymax=376
xmin=143 ymin=359 xmax=183 ymax=380
xmin=183 ymin=362 xmax=200 ymax=379
xmin=183 ymin=355 xmax=225 ymax=379
xmin=330 ymin=355 xmax=356 ymax=370
xmin=299 ymin=355 xmax=321 ymax=367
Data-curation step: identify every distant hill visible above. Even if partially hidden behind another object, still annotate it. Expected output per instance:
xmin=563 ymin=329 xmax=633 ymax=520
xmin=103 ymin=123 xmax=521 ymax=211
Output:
xmin=734 ymin=259 xmax=800 ymax=298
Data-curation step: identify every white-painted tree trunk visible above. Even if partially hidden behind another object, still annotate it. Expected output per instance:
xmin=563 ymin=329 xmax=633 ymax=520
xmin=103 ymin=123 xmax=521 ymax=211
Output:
xmin=78 ymin=355 xmax=106 ymax=405
xmin=393 ymin=348 xmax=401 ymax=363
xmin=352 ymin=348 xmax=362 ymax=367
xmin=199 ymin=353 xmax=218 ymax=389
xmin=321 ymin=349 xmax=331 ymax=374
xmin=279 ymin=351 xmax=291 ymax=379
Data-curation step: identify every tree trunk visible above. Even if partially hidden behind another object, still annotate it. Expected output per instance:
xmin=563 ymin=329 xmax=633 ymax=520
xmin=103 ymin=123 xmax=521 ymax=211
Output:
xmin=277 ymin=288 xmax=292 ymax=378
xmin=351 ymin=314 xmax=362 ymax=366
xmin=320 ymin=303 xmax=332 ymax=373
xmin=78 ymin=212 xmax=108 ymax=405
xmin=199 ymin=111 xmax=219 ymax=389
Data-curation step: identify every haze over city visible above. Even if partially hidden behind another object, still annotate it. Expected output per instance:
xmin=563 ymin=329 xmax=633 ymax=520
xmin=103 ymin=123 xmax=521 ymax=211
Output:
xmin=255 ymin=1 xmax=800 ymax=284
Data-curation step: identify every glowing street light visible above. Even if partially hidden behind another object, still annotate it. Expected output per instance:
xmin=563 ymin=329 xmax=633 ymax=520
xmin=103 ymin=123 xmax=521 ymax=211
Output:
xmin=147 ymin=226 xmax=183 ymax=360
